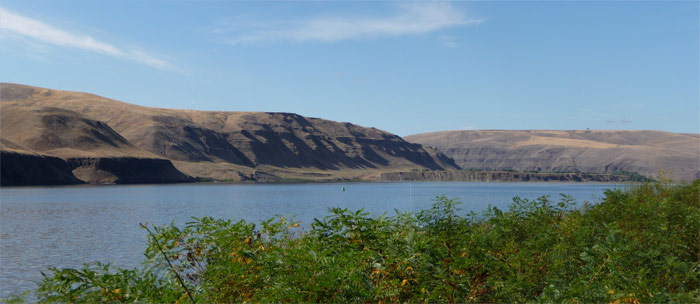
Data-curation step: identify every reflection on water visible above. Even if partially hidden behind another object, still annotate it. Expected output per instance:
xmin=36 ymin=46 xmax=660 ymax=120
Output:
xmin=0 ymin=182 xmax=620 ymax=297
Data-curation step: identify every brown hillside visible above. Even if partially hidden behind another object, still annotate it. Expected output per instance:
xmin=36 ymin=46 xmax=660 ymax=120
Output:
xmin=0 ymin=103 xmax=193 ymax=184
xmin=1 ymin=83 xmax=457 ymax=183
xmin=0 ymin=105 xmax=158 ymax=159
xmin=406 ymin=130 xmax=700 ymax=182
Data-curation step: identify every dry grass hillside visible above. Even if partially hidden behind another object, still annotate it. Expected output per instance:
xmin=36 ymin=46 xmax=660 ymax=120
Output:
xmin=1 ymin=83 xmax=457 ymax=183
xmin=0 ymin=105 xmax=159 ymax=159
xmin=406 ymin=130 xmax=700 ymax=182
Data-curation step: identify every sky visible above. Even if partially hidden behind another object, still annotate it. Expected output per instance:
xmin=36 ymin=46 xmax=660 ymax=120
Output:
xmin=1 ymin=0 xmax=698 ymax=136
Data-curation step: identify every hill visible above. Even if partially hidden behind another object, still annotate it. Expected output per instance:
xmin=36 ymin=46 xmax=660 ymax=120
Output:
xmin=0 ymin=104 xmax=194 ymax=184
xmin=0 ymin=83 xmax=457 ymax=185
xmin=406 ymin=130 xmax=699 ymax=182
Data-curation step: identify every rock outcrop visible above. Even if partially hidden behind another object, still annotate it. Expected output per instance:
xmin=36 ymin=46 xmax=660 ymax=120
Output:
xmin=66 ymin=157 xmax=194 ymax=184
xmin=0 ymin=150 xmax=83 ymax=186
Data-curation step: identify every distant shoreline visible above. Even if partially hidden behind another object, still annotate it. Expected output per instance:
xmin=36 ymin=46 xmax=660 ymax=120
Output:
xmin=0 ymin=170 xmax=653 ymax=187
xmin=379 ymin=170 xmax=651 ymax=183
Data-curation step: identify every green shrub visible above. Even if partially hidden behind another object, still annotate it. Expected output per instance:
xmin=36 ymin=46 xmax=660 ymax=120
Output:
xmin=5 ymin=181 xmax=699 ymax=303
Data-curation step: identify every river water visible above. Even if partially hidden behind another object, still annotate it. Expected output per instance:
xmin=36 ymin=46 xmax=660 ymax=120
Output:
xmin=0 ymin=182 xmax=622 ymax=297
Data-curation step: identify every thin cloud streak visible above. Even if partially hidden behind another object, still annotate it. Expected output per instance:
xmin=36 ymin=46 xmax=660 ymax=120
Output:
xmin=0 ymin=7 xmax=175 ymax=70
xmin=228 ymin=2 xmax=483 ymax=45
xmin=439 ymin=35 xmax=458 ymax=47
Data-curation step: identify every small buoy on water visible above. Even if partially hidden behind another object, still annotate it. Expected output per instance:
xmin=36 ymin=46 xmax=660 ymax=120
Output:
xmin=342 ymin=187 xmax=345 ymax=192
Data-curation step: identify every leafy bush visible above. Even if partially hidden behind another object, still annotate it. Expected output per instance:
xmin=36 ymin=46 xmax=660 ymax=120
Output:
xmin=5 ymin=181 xmax=699 ymax=303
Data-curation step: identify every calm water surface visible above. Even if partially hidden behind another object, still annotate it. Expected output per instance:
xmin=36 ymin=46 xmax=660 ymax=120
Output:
xmin=0 ymin=182 xmax=622 ymax=297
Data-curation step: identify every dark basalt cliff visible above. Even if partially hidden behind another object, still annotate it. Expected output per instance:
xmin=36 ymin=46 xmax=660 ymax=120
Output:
xmin=0 ymin=151 xmax=83 ymax=186
xmin=0 ymin=152 xmax=193 ymax=185
xmin=66 ymin=157 xmax=194 ymax=184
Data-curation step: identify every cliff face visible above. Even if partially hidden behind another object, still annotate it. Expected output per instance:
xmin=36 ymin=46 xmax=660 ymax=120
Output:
xmin=66 ymin=157 xmax=194 ymax=184
xmin=0 ymin=151 xmax=83 ymax=186
xmin=380 ymin=171 xmax=645 ymax=183
xmin=133 ymin=111 xmax=451 ymax=171
xmin=0 ymin=153 xmax=194 ymax=186
xmin=1 ymin=83 xmax=457 ymax=185
xmin=406 ymin=130 xmax=700 ymax=182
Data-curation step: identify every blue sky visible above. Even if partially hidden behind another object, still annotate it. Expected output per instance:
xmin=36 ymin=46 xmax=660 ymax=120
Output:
xmin=1 ymin=0 xmax=698 ymax=136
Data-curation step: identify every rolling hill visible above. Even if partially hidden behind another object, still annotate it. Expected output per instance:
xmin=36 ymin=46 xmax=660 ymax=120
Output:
xmin=0 ymin=83 xmax=458 ymax=185
xmin=406 ymin=130 xmax=700 ymax=182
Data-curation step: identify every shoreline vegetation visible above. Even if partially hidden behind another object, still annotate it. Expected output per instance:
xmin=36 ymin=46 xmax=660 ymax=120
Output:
xmin=3 ymin=181 xmax=698 ymax=303
xmin=380 ymin=170 xmax=652 ymax=183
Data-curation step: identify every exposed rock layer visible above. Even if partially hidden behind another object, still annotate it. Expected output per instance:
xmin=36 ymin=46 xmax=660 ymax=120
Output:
xmin=0 ymin=151 xmax=83 ymax=186
xmin=66 ymin=157 xmax=194 ymax=184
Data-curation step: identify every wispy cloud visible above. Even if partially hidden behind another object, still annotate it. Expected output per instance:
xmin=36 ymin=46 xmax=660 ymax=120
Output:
xmin=438 ymin=34 xmax=458 ymax=47
xmin=0 ymin=7 xmax=176 ymax=70
xmin=226 ymin=2 xmax=483 ymax=45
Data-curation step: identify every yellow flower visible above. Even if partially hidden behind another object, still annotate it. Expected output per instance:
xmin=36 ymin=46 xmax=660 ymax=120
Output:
xmin=401 ymin=279 xmax=408 ymax=287
xmin=461 ymin=252 xmax=467 ymax=257
xmin=608 ymin=290 xmax=615 ymax=294
xmin=421 ymin=288 xmax=426 ymax=294
xmin=258 ymin=244 xmax=265 ymax=251
xmin=114 ymin=289 xmax=121 ymax=294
